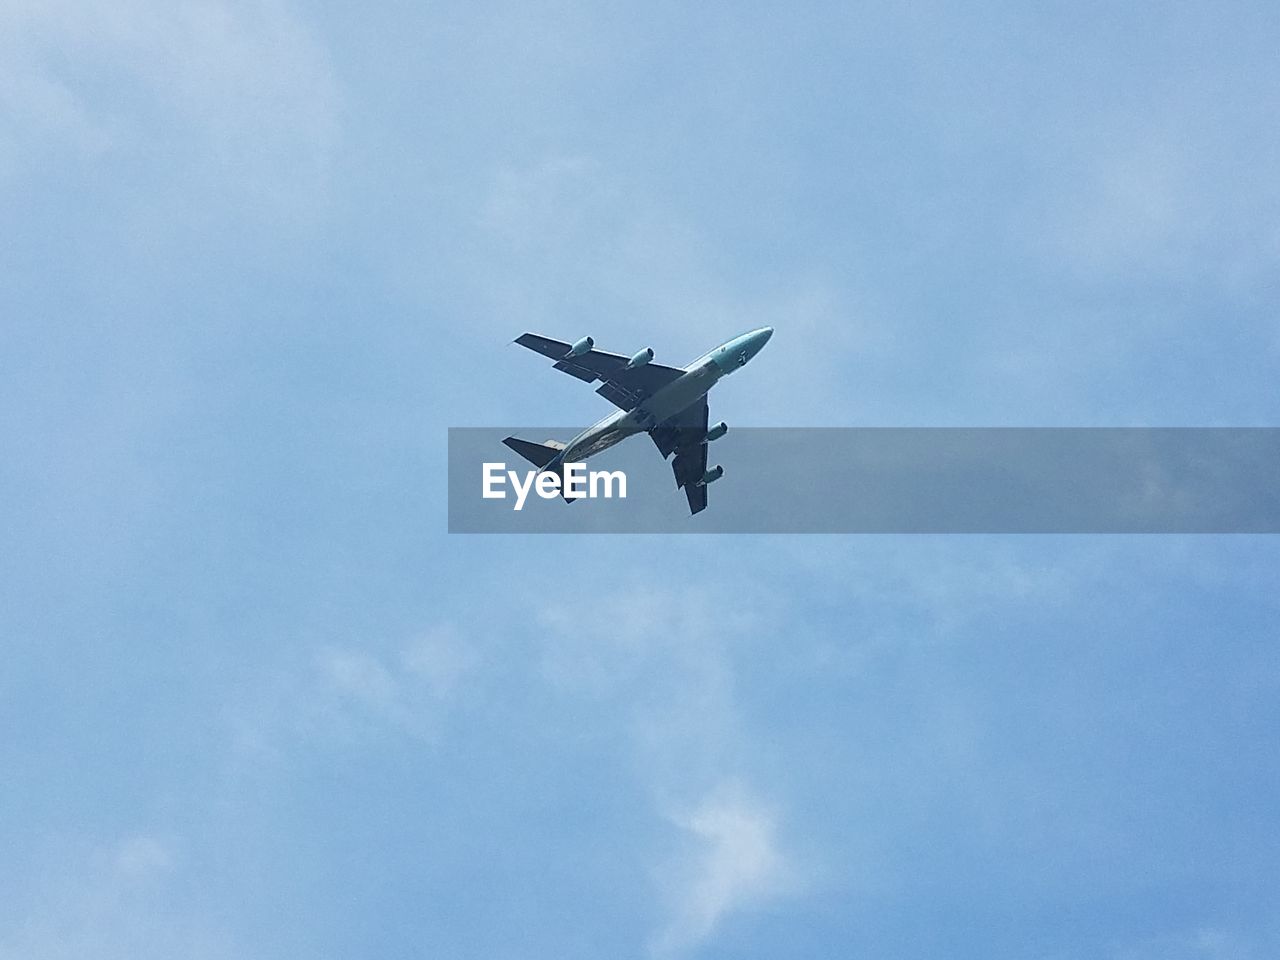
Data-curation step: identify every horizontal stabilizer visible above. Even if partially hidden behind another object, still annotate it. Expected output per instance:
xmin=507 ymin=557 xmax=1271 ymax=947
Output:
xmin=502 ymin=436 xmax=565 ymax=469
xmin=500 ymin=436 xmax=580 ymax=504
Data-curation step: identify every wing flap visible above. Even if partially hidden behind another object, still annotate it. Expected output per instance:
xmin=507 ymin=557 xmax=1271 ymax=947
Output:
xmin=595 ymin=364 xmax=685 ymax=411
xmin=552 ymin=359 xmax=604 ymax=382
xmin=596 ymin=381 xmax=638 ymax=410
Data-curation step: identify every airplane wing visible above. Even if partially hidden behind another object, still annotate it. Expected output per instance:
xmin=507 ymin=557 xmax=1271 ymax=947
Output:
xmin=515 ymin=333 xmax=684 ymax=411
xmin=651 ymin=398 xmax=711 ymax=515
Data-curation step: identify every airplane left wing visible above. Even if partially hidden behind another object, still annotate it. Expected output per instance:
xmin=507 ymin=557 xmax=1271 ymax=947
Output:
xmin=651 ymin=398 xmax=712 ymax=515
xmin=515 ymin=333 xmax=684 ymax=411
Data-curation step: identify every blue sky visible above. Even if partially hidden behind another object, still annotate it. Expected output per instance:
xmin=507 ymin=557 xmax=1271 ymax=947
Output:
xmin=3 ymin=1 xmax=1279 ymax=957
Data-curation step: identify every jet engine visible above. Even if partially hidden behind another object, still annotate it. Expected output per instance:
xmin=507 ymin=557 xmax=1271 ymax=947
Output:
xmin=704 ymin=421 xmax=728 ymax=443
xmin=698 ymin=465 xmax=724 ymax=486
xmin=567 ymin=336 xmax=594 ymax=358
xmin=625 ymin=347 xmax=654 ymax=370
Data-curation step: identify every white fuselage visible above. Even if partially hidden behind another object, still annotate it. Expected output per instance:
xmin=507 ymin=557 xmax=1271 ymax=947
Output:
xmin=560 ymin=359 xmax=721 ymax=462
xmin=556 ymin=327 xmax=773 ymax=465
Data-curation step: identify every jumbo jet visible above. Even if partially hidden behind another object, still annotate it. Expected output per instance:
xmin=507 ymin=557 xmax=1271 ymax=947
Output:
xmin=503 ymin=327 xmax=773 ymax=515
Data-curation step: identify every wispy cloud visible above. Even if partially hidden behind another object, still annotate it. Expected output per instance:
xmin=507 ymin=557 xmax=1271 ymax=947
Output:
xmin=313 ymin=625 xmax=479 ymax=744
xmin=1108 ymin=925 xmax=1263 ymax=960
xmin=1025 ymin=124 xmax=1278 ymax=288
xmin=536 ymin=578 xmax=800 ymax=954
xmin=0 ymin=0 xmax=339 ymax=211
xmin=112 ymin=835 xmax=175 ymax=879
xmin=225 ymin=624 xmax=478 ymax=762
xmin=650 ymin=784 xmax=794 ymax=958
xmin=0 ymin=833 xmax=240 ymax=960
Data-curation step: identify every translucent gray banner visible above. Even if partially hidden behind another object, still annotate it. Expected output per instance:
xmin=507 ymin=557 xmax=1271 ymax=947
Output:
xmin=448 ymin=428 xmax=1280 ymax=533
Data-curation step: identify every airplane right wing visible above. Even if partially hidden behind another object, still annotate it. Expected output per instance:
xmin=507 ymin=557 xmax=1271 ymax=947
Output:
xmin=651 ymin=398 xmax=712 ymax=515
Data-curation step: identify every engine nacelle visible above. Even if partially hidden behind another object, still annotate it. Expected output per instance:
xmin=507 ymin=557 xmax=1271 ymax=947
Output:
xmin=625 ymin=347 xmax=654 ymax=370
xmin=698 ymin=465 xmax=724 ymax=486
xmin=704 ymin=421 xmax=728 ymax=443
xmin=567 ymin=336 xmax=594 ymax=358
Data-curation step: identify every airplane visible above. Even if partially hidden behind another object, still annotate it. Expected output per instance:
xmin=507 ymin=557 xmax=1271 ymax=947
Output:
xmin=503 ymin=327 xmax=773 ymax=515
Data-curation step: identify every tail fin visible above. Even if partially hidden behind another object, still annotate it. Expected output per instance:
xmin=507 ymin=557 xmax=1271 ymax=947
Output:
xmin=501 ymin=437 xmax=579 ymax=504
xmin=502 ymin=436 xmax=566 ymax=469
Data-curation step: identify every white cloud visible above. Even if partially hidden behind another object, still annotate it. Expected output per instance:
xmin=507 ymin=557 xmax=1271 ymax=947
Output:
xmin=402 ymin=625 xmax=478 ymax=700
xmin=0 ymin=833 xmax=239 ymax=960
xmin=1109 ymin=925 xmax=1261 ymax=960
xmin=319 ymin=646 xmax=403 ymax=714
xmin=0 ymin=0 xmax=339 ymax=211
xmin=1020 ymin=115 xmax=1280 ymax=294
xmin=650 ymin=784 xmax=793 ymax=958
xmin=221 ymin=624 xmax=479 ymax=767
xmin=1036 ymin=132 xmax=1201 ymax=281
xmin=113 ymin=835 xmax=175 ymax=879
xmin=310 ymin=626 xmax=477 ymax=745
xmin=535 ymin=578 xmax=800 ymax=955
